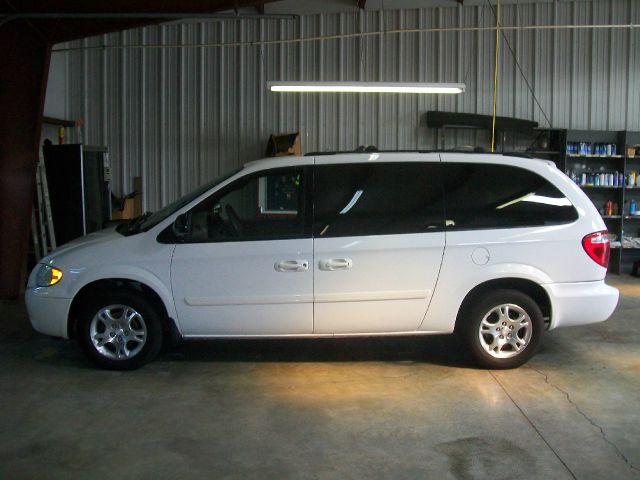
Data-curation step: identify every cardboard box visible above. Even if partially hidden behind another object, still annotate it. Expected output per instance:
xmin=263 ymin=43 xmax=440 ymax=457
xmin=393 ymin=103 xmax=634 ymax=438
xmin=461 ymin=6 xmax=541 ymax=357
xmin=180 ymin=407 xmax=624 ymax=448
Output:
xmin=265 ymin=133 xmax=301 ymax=157
xmin=112 ymin=198 xmax=136 ymax=220
xmin=112 ymin=176 xmax=142 ymax=220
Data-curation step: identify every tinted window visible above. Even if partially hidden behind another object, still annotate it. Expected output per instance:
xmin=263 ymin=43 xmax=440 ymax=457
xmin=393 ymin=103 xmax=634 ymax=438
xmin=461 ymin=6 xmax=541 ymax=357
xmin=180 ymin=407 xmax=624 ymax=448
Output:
xmin=442 ymin=163 xmax=578 ymax=230
xmin=139 ymin=168 xmax=241 ymax=234
xmin=314 ymin=163 xmax=444 ymax=237
xmin=178 ymin=167 xmax=308 ymax=242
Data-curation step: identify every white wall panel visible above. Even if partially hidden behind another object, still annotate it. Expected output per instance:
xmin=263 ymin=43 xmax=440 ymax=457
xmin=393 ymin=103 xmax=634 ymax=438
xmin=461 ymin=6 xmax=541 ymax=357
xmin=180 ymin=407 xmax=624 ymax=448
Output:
xmin=56 ymin=0 xmax=640 ymax=211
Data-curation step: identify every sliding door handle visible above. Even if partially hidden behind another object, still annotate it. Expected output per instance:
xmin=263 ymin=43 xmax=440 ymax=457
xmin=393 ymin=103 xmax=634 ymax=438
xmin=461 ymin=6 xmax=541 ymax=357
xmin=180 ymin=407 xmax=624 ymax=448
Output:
xmin=319 ymin=258 xmax=353 ymax=271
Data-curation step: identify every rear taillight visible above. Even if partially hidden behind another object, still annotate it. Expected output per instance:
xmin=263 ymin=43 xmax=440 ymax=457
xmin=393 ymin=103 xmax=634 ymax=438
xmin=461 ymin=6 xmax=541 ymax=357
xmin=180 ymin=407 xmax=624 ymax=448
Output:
xmin=582 ymin=231 xmax=610 ymax=268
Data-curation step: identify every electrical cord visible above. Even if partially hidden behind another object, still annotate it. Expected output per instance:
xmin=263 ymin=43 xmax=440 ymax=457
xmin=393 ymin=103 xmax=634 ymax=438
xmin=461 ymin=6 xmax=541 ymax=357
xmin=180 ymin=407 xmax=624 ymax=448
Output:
xmin=485 ymin=0 xmax=553 ymax=128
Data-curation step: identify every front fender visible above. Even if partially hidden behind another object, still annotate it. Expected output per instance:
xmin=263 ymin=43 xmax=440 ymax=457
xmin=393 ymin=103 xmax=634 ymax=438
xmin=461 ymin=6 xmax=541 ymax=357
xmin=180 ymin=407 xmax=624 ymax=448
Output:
xmin=67 ymin=265 xmax=179 ymax=333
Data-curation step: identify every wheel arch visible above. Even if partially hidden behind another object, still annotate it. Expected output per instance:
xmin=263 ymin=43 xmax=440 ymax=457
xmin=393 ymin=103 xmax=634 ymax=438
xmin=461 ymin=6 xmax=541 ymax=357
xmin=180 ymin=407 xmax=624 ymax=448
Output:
xmin=67 ymin=278 xmax=181 ymax=341
xmin=454 ymin=277 xmax=552 ymax=332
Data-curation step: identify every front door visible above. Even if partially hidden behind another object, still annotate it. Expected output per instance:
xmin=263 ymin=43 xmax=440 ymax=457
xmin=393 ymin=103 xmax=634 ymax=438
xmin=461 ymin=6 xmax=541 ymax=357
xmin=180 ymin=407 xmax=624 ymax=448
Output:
xmin=312 ymin=157 xmax=445 ymax=334
xmin=170 ymin=165 xmax=313 ymax=336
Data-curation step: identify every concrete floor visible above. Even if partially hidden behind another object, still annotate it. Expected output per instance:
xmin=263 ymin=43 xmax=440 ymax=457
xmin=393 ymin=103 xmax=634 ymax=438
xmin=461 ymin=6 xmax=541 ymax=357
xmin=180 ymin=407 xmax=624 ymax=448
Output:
xmin=1 ymin=277 xmax=639 ymax=480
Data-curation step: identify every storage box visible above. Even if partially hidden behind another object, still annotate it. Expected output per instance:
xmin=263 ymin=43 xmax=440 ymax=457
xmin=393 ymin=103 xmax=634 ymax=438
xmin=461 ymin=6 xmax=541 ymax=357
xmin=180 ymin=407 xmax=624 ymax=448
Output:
xmin=112 ymin=198 xmax=136 ymax=220
xmin=265 ymin=133 xmax=301 ymax=157
xmin=111 ymin=176 xmax=142 ymax=220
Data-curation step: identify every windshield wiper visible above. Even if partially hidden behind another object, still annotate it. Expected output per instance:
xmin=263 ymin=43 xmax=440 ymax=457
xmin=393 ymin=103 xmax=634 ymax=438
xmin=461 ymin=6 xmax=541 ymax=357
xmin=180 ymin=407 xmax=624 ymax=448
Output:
xmin=126 ymin=211 xmax=153 ymax=234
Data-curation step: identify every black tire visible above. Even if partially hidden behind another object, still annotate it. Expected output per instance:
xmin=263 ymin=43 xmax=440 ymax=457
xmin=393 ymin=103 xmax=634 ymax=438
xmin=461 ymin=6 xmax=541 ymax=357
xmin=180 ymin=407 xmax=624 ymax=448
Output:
xmin=459 ymin=289 xmax=544 ymax=369
xmin=76 ymin=289 xmax=163 ymax=370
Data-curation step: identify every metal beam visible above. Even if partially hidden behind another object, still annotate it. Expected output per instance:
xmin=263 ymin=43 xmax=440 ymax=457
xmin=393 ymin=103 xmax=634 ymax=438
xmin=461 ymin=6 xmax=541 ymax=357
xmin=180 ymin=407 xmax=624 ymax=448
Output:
xmin=0 ymin=11 xmax=297 ymax=27
xmin=0 ymin=22 xmax=50 ymax=299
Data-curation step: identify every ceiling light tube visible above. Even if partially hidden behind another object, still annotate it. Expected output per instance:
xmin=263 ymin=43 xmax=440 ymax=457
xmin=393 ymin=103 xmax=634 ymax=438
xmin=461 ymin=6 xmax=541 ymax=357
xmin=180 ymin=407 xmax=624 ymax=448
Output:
xmin=268 ymin=81 xmax=466 ymax=94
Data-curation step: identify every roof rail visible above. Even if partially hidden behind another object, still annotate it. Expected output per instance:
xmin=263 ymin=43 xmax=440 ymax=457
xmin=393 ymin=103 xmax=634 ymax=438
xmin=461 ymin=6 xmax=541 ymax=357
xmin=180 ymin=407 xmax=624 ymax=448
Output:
xmin=304 ymin=149 xmax=540 ymax=159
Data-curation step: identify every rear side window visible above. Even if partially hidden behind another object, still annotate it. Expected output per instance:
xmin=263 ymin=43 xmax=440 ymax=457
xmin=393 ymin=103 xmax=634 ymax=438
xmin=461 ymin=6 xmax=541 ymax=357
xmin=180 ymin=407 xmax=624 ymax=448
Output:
xmin=442 ymin=163 xmax=578 ymax=230
xmin=314 ymin=162 xmax=444 ymax=237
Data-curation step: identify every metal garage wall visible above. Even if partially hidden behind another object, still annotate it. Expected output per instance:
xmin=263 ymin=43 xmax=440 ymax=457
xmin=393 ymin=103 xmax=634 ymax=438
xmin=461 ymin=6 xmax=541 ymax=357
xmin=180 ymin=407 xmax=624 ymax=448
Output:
xmin=57 ymin=0 xmax=640 ymax=210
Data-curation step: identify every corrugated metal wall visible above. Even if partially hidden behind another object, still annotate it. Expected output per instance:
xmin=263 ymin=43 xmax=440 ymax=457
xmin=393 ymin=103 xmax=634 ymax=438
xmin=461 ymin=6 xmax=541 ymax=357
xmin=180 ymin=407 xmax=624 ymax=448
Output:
xmin=57 ymin=0 xmax=640 ymax=210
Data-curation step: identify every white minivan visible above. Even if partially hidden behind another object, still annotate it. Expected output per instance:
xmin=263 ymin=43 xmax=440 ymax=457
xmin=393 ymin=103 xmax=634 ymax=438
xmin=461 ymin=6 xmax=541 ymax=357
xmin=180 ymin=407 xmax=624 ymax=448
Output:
xmin=26 ymin=152 xmax=619 ymax=370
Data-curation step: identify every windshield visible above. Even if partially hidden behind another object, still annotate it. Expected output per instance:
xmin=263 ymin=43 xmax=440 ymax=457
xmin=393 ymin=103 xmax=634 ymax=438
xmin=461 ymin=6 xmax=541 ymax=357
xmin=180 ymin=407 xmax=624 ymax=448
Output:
xmin=117 ymin=168 xmax=242 ymax=236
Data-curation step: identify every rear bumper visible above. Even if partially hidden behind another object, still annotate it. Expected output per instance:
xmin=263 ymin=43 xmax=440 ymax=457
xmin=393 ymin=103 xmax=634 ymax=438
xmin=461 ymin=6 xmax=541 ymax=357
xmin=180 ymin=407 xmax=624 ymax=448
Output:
xmin=545 ymin=280 xmax=619 ymax=330
xmin=25 ymin=289 xmax=71 ymax=339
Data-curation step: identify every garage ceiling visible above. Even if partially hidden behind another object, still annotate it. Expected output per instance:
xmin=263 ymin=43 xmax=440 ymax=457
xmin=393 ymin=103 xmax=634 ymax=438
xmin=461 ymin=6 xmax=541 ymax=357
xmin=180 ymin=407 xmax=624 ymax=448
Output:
xmin=0 ymin=0 xmax=284 ymax=43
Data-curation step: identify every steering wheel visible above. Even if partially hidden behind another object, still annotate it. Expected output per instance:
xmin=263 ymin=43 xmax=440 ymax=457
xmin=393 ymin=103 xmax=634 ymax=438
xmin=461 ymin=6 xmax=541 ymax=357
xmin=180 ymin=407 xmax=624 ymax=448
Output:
xmin=225 ymin=205 xmax=243 ymax=236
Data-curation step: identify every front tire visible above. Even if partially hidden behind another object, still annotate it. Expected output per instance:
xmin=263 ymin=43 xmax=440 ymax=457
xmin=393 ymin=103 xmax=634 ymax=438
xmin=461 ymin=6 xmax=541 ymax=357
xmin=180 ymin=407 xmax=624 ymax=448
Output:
xmin=76 ymin=290 xmax=163 ymax=370
xmin=460 ymin=289 xmax=543 ymax=369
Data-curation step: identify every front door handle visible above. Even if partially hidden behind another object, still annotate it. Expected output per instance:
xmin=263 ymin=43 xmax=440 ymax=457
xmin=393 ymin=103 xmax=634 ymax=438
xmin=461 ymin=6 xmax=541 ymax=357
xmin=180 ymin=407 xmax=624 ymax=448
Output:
xmin=275 ymin=260 xmax=309 ymax=272
xmin=319 ymin=258 xmax=353 ymax=271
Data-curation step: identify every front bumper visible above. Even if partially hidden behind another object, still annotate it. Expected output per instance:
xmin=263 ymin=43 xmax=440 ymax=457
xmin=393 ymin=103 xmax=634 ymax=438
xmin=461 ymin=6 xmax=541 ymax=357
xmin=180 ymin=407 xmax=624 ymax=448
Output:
xmin=25 ymin=289 xmax=72 ymax=339
xmin=545 ymin=280 xmax=619 ymax=330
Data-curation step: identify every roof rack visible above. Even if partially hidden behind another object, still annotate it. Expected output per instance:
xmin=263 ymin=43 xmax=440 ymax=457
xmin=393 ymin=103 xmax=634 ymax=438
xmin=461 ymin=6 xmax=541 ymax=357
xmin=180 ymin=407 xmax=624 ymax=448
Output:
xmin=305 ymin=146 xmax=435 ymax=156
xmin=305 ymin=148 xmax=535 ymax=159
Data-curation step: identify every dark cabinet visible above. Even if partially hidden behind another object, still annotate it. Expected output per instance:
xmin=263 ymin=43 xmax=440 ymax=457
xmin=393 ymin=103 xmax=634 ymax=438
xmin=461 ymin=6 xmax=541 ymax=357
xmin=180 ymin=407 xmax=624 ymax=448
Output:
xmin=42 ymin=144 xmax=111 ymax=246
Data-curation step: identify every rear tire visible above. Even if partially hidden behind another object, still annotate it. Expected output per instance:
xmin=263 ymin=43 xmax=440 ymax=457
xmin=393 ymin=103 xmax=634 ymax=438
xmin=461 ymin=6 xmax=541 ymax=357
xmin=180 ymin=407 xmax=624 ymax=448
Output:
xmin=460 ymin=289 xmax=543 ymax=369
xmin=76 ymin=289 xmax=163 ymax=370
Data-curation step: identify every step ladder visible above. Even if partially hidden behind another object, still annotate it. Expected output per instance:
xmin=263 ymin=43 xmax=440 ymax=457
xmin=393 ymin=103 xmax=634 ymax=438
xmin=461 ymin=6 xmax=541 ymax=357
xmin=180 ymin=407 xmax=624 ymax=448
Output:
xmin=32 ymin=147 xmax=56 ymax=260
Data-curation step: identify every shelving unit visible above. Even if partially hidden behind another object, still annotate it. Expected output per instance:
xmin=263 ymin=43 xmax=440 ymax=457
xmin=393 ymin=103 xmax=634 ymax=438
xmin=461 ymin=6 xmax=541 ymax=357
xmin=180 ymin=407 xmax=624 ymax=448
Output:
xmin=622 ymin=132 xmax=640 ymax=272
xmin=532 ymin=129 xmax=640 ymax=274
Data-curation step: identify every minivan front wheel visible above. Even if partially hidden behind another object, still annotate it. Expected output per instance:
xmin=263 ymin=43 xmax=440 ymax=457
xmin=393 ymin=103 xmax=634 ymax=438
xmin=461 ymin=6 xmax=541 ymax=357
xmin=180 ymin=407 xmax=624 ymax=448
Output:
xmin=77 ymin=290 xmax=163 ymax=370
xmin=461 ymin=290 xmax=543 ymax=369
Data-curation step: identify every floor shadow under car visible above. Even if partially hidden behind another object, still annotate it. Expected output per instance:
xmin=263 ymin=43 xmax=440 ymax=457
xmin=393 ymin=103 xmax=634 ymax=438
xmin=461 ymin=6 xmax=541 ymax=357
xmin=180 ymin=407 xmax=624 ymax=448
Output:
xmin=160 ymin=334 xmax=476 ymax=368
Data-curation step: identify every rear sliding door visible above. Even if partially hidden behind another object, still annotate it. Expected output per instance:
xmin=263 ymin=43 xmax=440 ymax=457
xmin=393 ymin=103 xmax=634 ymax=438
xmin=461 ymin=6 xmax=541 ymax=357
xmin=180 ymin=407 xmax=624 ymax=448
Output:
xmin=312 ymin=157 xmax=445 ymax=334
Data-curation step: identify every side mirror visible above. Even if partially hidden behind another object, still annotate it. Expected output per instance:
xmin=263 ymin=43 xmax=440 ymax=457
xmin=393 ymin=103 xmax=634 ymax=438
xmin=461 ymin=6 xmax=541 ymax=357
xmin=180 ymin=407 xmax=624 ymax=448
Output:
xmin=172 ymin=212 xmax=191 ymax=239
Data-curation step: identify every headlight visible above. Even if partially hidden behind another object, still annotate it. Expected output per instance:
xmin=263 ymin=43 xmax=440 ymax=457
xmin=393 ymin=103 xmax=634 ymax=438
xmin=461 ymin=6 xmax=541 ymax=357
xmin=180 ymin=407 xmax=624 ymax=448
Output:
xmin=35 ymin=265 xmax=64 ymax=287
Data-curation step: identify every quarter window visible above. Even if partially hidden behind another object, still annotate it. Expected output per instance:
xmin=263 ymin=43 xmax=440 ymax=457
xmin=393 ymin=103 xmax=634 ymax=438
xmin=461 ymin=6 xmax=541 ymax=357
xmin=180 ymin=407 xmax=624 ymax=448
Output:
xmin=314 ymin=163 xmax=445 ymax=237
xmin=442 ymin=163 xmax=578 ymax=230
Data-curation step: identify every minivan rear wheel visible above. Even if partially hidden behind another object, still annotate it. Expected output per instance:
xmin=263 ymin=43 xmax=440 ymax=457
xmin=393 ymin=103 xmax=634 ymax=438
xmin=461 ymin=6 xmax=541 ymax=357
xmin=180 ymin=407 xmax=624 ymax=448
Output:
xmin=461 ymin=289 xmax=543 ymax=369
xmin=76 ymin=290 xmax=163 ymax=370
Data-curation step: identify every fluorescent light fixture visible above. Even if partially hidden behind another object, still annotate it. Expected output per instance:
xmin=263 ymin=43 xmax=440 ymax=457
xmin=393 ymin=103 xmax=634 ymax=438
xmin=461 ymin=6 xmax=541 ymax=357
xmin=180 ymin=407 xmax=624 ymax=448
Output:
xmin=268 ymin=81 xmax=465 ymax=94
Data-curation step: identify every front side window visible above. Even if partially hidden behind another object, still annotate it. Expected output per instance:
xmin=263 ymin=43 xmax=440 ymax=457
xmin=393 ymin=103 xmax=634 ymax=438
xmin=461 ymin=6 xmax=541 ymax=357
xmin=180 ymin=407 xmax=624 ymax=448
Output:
xmin=442 ymin=163 xmax=578 ymax=230
xmin=314 ymin=162 xmax=445 ymax=237
xmin=174 ymin=167 xmax=308 ymax=243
